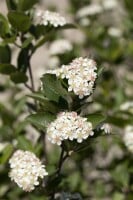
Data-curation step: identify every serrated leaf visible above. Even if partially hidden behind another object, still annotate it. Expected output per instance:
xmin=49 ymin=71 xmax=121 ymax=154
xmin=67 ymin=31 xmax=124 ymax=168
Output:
xmin=10 ymin=71 xmax=28 ymax=83
xmin=87 ymin=113 xmax=106 ymax=128
xmin=0 ymin=64 xmax=16 ymax=74
xmin=26 ymin=112 xmax=56 ymax=130
xmin=41 ymin=74 xmax=68 ymax=102
xmin=8 ymin=11 xmax=31 ymax=32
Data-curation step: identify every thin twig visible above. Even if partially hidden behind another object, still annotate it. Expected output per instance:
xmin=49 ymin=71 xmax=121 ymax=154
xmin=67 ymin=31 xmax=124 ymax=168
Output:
xmin=56 ymin=146 xmax=69 ymax=176
xmin=24 ymin=83 xmax=33 ymax=92
xmin=28 ymin=60 xmax=35 ymax=92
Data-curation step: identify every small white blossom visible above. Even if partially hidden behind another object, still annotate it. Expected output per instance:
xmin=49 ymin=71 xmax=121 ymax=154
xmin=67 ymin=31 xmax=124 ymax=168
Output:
xmin=79 ymin=18 xmax=90 ymax=26
xmin=9 ymin=150 xmax=48 ymax=192
xmin=120 ymin=101 xmax=133 ymax=114
xmin=108 ymin=27 xmax=122 ymax=37
xmin=49 ymin=39 xmax=73 ymax=55
xmin=102 ymin=0 xmax=118 ymax=10
xmin=48 ymin=56 xmax=60 ymax=69
xmin=101 ymin=123 xmax=112 ymax=134
xmin=123 ymin=126 xmax=133 ymax=153
xmin=77 ymin=4 xmax=103 ymax=18
xmin=47 ymin=111 xmax=94 ymax=145
xmin=34 ymin=9 xmax=67 ymax=27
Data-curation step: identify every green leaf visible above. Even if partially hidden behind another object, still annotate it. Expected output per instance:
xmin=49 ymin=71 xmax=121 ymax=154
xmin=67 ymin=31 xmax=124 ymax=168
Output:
xmin=0 ymin=144 xmax=13 ymax=164
xmin=26 ymin=112 xmax=56 ymax=130
xmin=41 ymin=74 xmax=68 ymax=102
xmin=112 ymin=192 xmax=124 ymax=200
xmin=15 ymin=120 xmax=28 ymax=135
xmin=0 ymin=64 xmax=16 ymax=75
xmin=0 ymin=13 xmax=10 ymax=37
xmin=17 ymin=48 xmax=29 ymax=72
xmin=0 ymin=103 xmax=16 ymax=125
xmin=21 ymin=36 xmax=34 ymax=48
xmin=28 ymin=92 xmax=48 ymax=102
xmin=8 ymin=11 xmax=31 ymax=32
xmin=107 ymin=116 xmax=132 ymax=127
xmin=17 ymin=0 xmax=38 ymax=11
xmin=87 ymin=113 xmax=106 ymax=128
xmin=59 ymin=23 xmax=77 ymax=30
xmin=0 ymin=45 xmax=11 ymax=63
xmin=17 ymin=136 xmax=34 ymax=151
xmin=111 ymin=163 xmax=129 ymax=187
xmin=6 ymin=0 xmax=17 ymax=10
xmin=10 ymin=71 xmax=28 ymax=83
xmin=28 ymin=92 xmax=59 ymax=113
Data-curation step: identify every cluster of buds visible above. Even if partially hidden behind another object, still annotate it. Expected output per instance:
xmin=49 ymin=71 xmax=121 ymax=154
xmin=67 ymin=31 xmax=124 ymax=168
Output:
xmin=34 ymin=9 xmax=67 ymax=27
xmin=9 ymin=150 xmax=48 ymax=192
xmin=47 ymin=111 xmax=94 ymax=145
xmin=101 ymin=123 xmax=112 ymax=134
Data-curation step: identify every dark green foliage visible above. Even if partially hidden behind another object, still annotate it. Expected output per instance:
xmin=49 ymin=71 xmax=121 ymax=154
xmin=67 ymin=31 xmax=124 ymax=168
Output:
xmin=0 ymin=0 xmax=133 ymax=199
xmin=8 ymin=11 xmax=31 ymax=32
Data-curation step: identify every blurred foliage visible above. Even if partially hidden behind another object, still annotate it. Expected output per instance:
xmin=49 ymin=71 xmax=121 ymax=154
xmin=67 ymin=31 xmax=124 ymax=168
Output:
xmin=0 ymin=0 xmax=133 ymax=199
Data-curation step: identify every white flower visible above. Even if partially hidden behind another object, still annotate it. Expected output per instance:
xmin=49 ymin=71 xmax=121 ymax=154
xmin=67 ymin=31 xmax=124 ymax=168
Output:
xmin=9 ymin=150 xmax=48 ymax=192
xmin=120 ymin=101 xmax=133 ymax=114
xmin=101 ymin=123 xmax=112 ymax=134
xmin=108 ymin=27 xmax=122 ymax=37
xmin=46 ymin=58 xmax=97 ymax=98
xmin=49 ymin=39 xmax=73 ymax=55
xmin=48 ymin=56 xmax=60 ymax=69
xmin=47 ymin=111 xmax=94 ymax=145
xmin=102 ymin=0 xmax=118 ymax=10
xmin=77 ymin=4 xmax=103 ymax=18
xmin=123 ymin=126 xmax=133 ymax=153
xmin=47 ymin=57 xmax=97 ymax=98
xmin=34 ymin=9 xmax=67 ymax=27
xmin=79 ymin=18 xmax=90 ymax=26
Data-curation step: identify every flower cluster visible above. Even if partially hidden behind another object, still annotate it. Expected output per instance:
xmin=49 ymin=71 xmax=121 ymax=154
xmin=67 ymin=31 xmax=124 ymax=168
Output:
xmin=47 ymin=111 xmax=94 ymax=145
xmin=102 ymin=0 xmax=117 ymax=10
xmin=49 ymin=57 xmax=97 ymax=99
xmin=9 ymin=150 xmax=48 ymax=192
xmin=77 ymin=4 xmax=103 ymax=18
xmin=49 ymin=39 xmax=73 ymax=55
xmin=123 ymin=126 xmax=133 ymax=153
xmin=34 ymin=9 xmax=67 ymax=27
